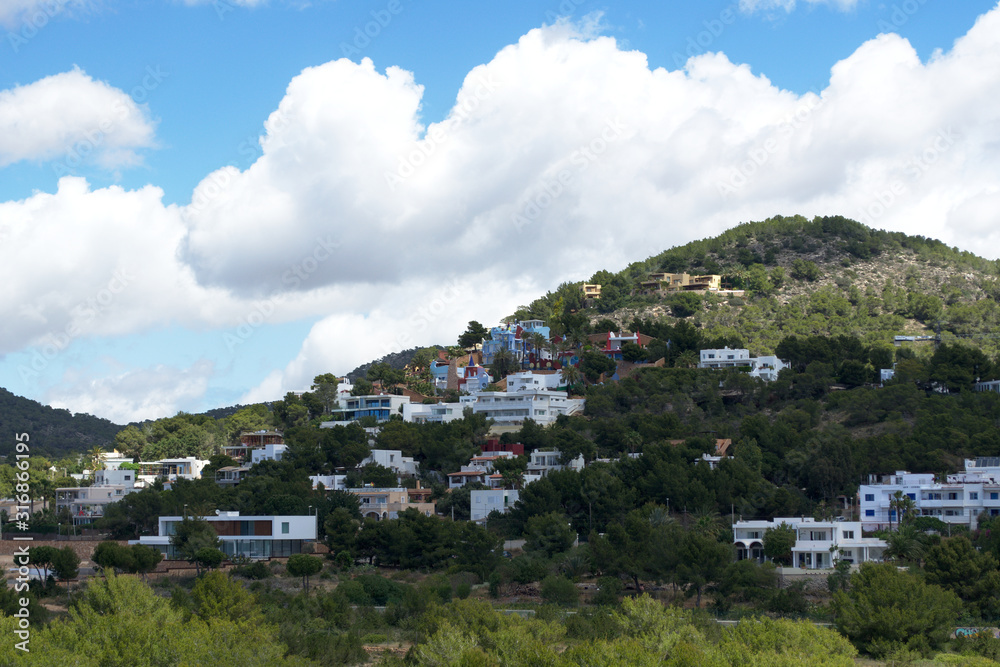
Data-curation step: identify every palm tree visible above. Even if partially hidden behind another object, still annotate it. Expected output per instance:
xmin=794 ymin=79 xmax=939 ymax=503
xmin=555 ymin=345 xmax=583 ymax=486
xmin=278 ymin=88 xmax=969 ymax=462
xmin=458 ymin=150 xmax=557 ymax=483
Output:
xmin=889 ymin=490 xmax=916 ymax=530
xmin=560 ymin=364 xmax=582 ymax=389
xmin=690 ymin=507 xmax=723 ymax=539
xmin=676 ymin=350 xmax=699 ymax=369
xmin=87 ymin=446 xmax=105 ymax=473
xmin=883 ymin=524 xmax=923 ymax=563
xmin=647 ymin=506 xmax=673 ymax=528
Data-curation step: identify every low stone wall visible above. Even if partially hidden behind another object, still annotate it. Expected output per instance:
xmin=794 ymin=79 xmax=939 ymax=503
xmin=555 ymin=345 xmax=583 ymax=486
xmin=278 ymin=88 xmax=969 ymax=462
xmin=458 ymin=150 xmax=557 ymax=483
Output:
xmin=0 ymin=539 xmax=126 ymax=560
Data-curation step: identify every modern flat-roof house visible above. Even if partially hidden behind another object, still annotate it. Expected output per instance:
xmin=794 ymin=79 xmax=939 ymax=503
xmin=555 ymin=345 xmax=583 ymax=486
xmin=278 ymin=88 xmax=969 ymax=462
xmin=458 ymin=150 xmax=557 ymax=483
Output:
xmin=859 ymin=459 xmax=1000 ymax=530
xmin=402 ymin=398 xmax=475 ymax=424
xmin=224 ymin=430 xmax=285 ymax=462
xmin=641 ymin=272 xmax=722 ymax=293
xmin=136 ymin=457 xmax=208 ymax=485
xmin=698 ymin=347 xmax=788 ymax=382
xmin=524 ymin=449 xmax=585 ymax=485
xmin=471 ymin=489 xmax=520 ymax=523
xmin=309 ymin=474 xmax=348 ymax=491
xmin=360 ymin=449 xmax=418 ymax=477
xmin=734 ymin=517 xmax=886 ymax=570
xmin=582 ymin=284 xmax=602 ymax=299
xmin=136 ymin=511 xmax=317 ymax=560
xmin=321 ymin=394 xmax=410 ymax=425
xmin=215 ymin=465 xmax=252 ymax=487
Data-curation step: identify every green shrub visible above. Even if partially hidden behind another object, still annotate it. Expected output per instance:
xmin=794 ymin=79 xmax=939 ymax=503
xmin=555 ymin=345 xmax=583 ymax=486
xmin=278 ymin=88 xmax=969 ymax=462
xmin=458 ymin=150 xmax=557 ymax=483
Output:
xmin=232 ymin=561 xmax=272 ymax=580
xmin=592 ymin=576 xmax=623 ymax=607
xmin=540 ymin=575 xmax=579 ymax=607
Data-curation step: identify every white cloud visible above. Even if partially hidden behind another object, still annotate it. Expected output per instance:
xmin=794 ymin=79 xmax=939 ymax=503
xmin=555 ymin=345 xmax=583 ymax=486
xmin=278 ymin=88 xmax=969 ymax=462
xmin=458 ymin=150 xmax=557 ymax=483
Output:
xmin=46 ymin=360 xmax=216 ymax=424
xmin=739 ymin=0 xmax=861 ymax=13
xmin=8 ymin=5 xmax=1000 ymax=416
xmin=0 ymin=0 xmax=92 ymax=29
xmin=0 ymin=68 xmax=157 ymax=169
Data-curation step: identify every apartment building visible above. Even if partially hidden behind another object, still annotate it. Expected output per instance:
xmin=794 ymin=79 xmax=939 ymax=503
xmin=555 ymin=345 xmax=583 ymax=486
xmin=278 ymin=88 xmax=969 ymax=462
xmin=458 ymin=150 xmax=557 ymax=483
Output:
xmin=859 ymin=458 xmax=1000 ymax=530
xmin=470 ymin=389 xmax=584 ymax=427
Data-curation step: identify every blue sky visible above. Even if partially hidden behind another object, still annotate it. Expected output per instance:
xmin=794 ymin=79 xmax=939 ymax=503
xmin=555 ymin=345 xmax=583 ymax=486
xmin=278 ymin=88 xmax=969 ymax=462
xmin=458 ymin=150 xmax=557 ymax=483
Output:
xmin=1 ymin=0 xmax=999 ymax=423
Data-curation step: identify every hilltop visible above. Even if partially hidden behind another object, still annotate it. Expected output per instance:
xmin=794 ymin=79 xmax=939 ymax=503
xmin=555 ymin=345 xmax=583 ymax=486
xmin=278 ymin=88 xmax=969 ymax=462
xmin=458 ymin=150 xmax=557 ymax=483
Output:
xmin=515 ymin=215 xmax=1000 ymax=359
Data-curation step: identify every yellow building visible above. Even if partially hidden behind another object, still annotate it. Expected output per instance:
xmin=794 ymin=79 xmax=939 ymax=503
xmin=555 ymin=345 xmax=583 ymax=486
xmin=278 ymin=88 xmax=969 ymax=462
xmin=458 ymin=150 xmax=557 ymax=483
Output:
xmin=582 ymin=283 xmax=602 ymax=299
xmin=641 ymin=272 xmax=722 ymax=293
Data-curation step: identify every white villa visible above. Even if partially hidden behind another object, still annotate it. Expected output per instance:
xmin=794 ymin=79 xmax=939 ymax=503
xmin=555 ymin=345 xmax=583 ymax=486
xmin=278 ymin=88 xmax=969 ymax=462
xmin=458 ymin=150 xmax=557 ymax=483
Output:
xmin=734 ymin=517 xmax=886 ymax=570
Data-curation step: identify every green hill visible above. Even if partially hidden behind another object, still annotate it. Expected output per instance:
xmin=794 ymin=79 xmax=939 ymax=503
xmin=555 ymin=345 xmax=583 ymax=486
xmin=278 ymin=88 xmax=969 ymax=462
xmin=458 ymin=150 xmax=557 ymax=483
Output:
xmin=0 ymin=387 xmax=121 ymax=458
xmin=515 ymin=215 xmax=1000 ymax=359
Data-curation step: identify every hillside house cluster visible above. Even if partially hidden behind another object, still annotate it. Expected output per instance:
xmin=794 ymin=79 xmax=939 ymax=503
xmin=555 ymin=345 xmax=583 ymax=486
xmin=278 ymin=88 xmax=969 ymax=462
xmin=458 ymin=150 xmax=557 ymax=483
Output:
xmin=56 ymin=454 xmax=210 ymax=525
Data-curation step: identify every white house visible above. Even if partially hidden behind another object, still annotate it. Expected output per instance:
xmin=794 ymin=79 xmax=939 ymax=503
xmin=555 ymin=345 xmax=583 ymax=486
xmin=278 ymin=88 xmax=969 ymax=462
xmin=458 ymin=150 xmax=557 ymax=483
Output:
xmin=734 ymin=517 xmax=886 ymax=570
xmin=859 ymin=458 xmax=1000 ymax=530
xmin=251 ymin=444 xmax=288 ymax=464
xmin=360 ymin=449 xmax=419 ymax=477
xmin=698 ymin=347 xmax=788 ymax=382
xmin=135 ymin=457 xmax=209 ymax=487
xmin=135 ymin=511 xmax=317 ymax=560
xmin=524 ymin=449 xmax=585 ymax=485
xmin=471 ymin=489 xmax=520 ymax=523
xmin=504 ymin=371 xmax=563 ymax=393
xmin=447 ymin=452 xmax=517 ymax=489
xmin=309 ymin=474 xmax=348 ymax=491
xmin=402 ymin=397 xmax=476 ymax=424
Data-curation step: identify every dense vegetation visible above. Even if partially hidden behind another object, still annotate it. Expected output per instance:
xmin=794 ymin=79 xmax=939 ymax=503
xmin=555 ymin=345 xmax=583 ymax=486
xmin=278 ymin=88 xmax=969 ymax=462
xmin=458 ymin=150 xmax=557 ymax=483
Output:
xmin=0 ymin=388 xmax=120 ymax=458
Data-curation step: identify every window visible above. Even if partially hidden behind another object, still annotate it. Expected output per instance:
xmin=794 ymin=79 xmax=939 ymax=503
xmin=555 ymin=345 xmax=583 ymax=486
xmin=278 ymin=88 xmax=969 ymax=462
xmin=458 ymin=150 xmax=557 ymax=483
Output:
xmin=865 ymin=509 xmax=875 ymax=517
xmin=864 ymin=494 xmax=874 ymax=502
xmin=843 ymin=530 xmax=854 ymax=540
xmin=948 ymin=492 xmax=958 ymax=500
xmin=991 ymin=493 xmax=999 ymax=500
xmin=281 ymin=522 xmax=289 ymax=535
xmin=970 ymin=492 xmax=979 ymax=500
xmin=906 ymin=493 xmax=915 ymax=500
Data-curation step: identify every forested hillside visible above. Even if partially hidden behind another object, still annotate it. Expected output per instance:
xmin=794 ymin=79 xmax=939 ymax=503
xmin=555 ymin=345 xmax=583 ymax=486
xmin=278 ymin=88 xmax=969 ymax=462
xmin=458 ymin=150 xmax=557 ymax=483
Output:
xmin=0 ymin=388 xmax=120 ymax=458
